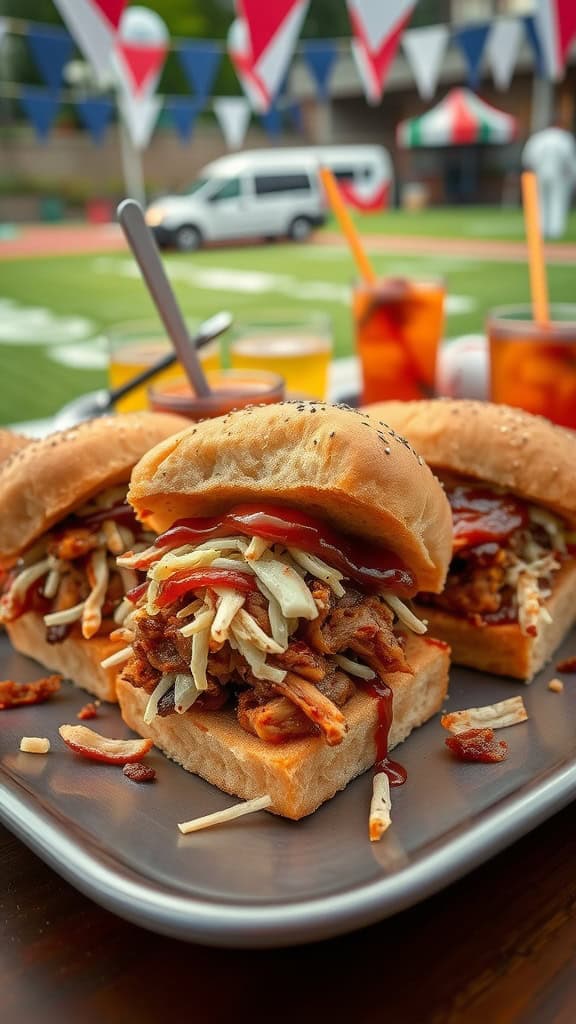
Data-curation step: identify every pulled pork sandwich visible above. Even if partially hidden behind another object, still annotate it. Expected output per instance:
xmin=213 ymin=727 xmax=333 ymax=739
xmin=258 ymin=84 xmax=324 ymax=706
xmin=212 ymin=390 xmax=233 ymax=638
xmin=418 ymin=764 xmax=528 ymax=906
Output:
xmin=364 ymin=399 xmax=576 ymax=681
xmin=0 ymin=413 xmax=188 ymax=701
xmin=115 ymin=402 xmax=452 ymax=820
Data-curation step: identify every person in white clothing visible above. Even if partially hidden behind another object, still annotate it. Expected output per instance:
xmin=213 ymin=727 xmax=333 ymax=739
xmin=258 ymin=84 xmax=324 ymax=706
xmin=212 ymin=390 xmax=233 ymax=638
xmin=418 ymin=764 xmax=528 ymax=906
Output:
xmin=522 ymin=122 xmax=576 ymax=239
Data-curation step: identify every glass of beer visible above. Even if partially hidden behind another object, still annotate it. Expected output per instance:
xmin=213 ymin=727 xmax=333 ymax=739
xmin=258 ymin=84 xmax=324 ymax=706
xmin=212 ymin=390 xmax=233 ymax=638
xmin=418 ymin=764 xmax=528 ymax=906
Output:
xmin=149 ymin=369 xmax=285 ymax=419
xmin=108 ymin=321 xmax=221 ymax=413
xmin=229 ymin=312 xmax=332 ymax=400
xmin=353 ymin=278 xmax=445 ymax=404
xmin=488 ymin=305 xmax=576 ymax=429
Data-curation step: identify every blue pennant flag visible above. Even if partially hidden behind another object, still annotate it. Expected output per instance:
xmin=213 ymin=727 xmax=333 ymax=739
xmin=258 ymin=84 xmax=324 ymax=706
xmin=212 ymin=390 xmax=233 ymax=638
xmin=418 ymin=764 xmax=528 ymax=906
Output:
xmin=524 ymin=17 xmax=545 ymax=78
xmin=301 ymin=41 xmax=337 ymax=102
xmin=26 ymin=25 xmax=74 ymax=90
xmin=75 ymin=97 xmax=114 ymax=144
xmin=20 ymin=88 xmax=61 ymax=142
xmin=165 ymin=97 xmax=202 ymax=143
xmin=177 ymin=42 xmax=221 ymax=102
xmin=453 ymin=24 xmax=490 ymax=89
xmin=287 ymin=101 xmax=304 ymax=134
xmin=260 ymin=105 xmax=283 ymax=139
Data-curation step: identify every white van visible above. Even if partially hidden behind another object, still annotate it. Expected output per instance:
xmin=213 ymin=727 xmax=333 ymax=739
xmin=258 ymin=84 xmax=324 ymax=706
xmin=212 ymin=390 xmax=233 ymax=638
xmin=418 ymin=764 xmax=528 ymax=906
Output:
xmin=145 ymin=145 xmax=392 ymax=251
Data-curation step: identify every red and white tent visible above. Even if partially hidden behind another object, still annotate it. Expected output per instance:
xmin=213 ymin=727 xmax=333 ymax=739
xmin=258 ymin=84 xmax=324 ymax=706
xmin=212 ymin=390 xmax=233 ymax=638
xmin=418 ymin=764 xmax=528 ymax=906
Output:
xmin=397 ymin=88 xmax=517 ymax=147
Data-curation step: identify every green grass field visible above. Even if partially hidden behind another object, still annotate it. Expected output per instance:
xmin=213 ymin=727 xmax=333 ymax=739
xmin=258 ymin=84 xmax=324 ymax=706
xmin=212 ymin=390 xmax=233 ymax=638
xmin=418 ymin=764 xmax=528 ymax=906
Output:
xmin=343 ymin=207 xmax=576 ymax=241
xmin=1 ymin=209 xmax=575 ymax=425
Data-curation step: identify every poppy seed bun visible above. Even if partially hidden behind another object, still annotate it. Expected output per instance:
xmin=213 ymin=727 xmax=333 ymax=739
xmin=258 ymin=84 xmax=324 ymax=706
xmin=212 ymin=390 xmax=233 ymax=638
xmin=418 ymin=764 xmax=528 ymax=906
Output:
xmin=364 ymin=399 xmax=576 ymax=525
xmin=117 ymin=634 xmax=449 ymax=819
xmin=128 ymin=401 xmax=453 ymax=594
xmin=0 ymin=412 xmax=189 ymax=568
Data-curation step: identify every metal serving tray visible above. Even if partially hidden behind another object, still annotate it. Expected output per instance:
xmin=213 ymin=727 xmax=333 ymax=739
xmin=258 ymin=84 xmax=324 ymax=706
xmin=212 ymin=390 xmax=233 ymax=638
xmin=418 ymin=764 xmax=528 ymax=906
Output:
xmin=1 ymin=632 xmax=575 ymax=948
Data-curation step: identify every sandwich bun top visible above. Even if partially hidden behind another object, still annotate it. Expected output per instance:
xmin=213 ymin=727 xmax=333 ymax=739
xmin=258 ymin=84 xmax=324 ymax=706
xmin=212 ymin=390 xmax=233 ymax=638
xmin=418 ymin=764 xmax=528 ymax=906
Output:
xmin=364 ymin=399 xmax=576 ymax=525
xmin=0 ymin=412 xmax=189 ymax=567
xmin=128 ymin=401 xmax=453 ymax=594
xmin=0 ymin=430 xmax=30 ymax=465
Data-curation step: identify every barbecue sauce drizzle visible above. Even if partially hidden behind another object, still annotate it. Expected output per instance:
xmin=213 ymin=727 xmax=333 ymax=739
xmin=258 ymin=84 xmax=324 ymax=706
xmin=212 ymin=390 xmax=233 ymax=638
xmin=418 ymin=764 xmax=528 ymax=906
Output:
xmin=364 ymin=676 xmax=407 ymax=786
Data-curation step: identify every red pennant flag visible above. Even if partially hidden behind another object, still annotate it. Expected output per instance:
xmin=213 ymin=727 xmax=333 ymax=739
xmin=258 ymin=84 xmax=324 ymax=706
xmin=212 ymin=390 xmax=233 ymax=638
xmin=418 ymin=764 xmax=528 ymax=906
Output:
xmin=95 ymin=0 xmax=125 ymax=30
xmin=53 ymin=0 xmax=127 ymax=82
xmin=347 ymin=0 xmax=416 ymax=104
xmin=117 ymin=42 xmax=168 ymax=94
xmin=229 ymin=0 xmax=309 ymax=113
xmin=238 ymin=0 xmax=301 ymax=61
xmin=536 ymin=0 xmax=576 ymax=79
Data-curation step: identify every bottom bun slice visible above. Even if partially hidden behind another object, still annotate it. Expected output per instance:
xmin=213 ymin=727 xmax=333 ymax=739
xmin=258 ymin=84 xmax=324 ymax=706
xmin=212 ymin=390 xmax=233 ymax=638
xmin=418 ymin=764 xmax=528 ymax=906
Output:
xmin=418 ymin=560 xmax=576 ymax=681
xmin=7 ymin=612 xmax=121 ymax=702
xmin=117 ymin=635 xmax=449 ymax=820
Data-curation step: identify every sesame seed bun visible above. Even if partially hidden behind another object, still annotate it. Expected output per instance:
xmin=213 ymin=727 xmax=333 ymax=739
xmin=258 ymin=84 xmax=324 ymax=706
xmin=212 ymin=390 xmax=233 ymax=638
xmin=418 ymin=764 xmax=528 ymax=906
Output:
xmin=128 ymin=401 xmax=453 ymax=594
xmin=363 ymin=399 xmax=576 ymax=525
xmin=0 ymin=412 xmax=189 ymax=567
xmin=0 ymin=430 xmax=30 ymax=465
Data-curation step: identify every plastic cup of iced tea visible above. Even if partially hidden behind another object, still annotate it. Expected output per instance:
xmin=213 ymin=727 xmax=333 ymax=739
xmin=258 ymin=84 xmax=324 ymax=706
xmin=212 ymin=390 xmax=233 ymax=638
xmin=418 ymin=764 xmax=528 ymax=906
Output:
xmin=108 ymin=320 xmax=221 ymax=413
xmin=352 ymin=278 xmax=445 ymax=404
xmin=488 ymin=305 xmax=576 ymax=429
xmin=148 ymin=369 xmax=285 ymax=420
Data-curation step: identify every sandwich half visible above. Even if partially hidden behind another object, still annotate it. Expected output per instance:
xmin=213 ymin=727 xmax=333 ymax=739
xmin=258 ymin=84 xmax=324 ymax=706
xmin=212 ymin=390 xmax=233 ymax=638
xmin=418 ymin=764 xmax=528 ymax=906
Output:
xmin=364 ymin=399 xmax=576 ymax=680
xmin=116 ymin=401 xmax=452 ymax=819
xmin=0 ymin=412 xmax=188 ymax=700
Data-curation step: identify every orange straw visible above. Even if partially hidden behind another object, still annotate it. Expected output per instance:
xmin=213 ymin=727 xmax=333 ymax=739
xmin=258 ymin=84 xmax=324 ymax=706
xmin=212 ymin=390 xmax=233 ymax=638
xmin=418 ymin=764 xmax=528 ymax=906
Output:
xmin=319 ymin=166 xmax=378 ymax=285
xmin=521 ymin=170 xmax=550 ymax=325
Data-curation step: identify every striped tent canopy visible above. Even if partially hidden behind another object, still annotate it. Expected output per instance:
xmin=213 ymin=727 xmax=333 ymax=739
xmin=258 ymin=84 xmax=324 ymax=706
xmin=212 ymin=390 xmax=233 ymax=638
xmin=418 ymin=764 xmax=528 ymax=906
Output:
xmin=397 ymin=87 xmax=518 ymax=147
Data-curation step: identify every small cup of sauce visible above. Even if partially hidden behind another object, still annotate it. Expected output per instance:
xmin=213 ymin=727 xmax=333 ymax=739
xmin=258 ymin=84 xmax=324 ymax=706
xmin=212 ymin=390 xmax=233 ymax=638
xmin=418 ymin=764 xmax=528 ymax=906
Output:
xmin=148 ymin=369 xmax=285 ymax=419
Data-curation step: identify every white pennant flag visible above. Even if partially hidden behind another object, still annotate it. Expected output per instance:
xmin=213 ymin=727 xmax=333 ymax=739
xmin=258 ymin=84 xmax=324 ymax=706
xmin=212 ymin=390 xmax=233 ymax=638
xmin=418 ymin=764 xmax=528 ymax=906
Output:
xmin=118 ymin=92 xmax=162 ymax=150
xmin=53 ymin=0 xmax=126 ymax=85
xmin=401 ymin=25 xmax=449 ymax=101
xmin=485 ymin=18 xmax=524 ymax=90
xmin=213 ymin=96 xmax=251 ymax=150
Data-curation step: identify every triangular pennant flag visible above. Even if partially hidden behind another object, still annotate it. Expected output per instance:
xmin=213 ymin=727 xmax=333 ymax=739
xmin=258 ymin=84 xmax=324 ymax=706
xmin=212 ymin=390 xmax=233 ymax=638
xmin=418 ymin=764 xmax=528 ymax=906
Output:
xmin=347 ymin=0 xmax=417 ymax=105
xmin=535 ymin=0 xmax=576 ymax=80
xmin=453 ymin=24 xmax=490 ymax=89
xmin=229 ymin=2 xmax=309 ymax=113
xmin=177 ymin=42 xmax=221 ymax=101
xmin=164 ymin=97 xmax=202 ymax=142
xmin=287 ymin=100 xmax=304 ymax=133
xmin=116 ymin=42 xmax=168 ymax=95
xmin=118 ymin=91 xmax=162 ymax=149
xmin=213 ymin=96 xmax=251 ymax=150
xmin=53 ymin=0 xmax=126 ymax=84
xmin=486 ymin=18 xmax=524 ymax=91
xmin=524 ymin=16 xmax=546 ymax=78
xmin=75 ymin=96 xmax=114 ymax=143
xmin=239 ymin=0 xmax=300 ymax=61
xmin=301 ymin=40 xmax=338 ymax=101
xmin=19 ymin=88 xmax=61 ymax=142
xmin=260 ymin=104 xmax=282 ymax=138
xmin=26 ymin=26 xmax=74 ymax=90
xmin=401 ymin=25 xmax=449 ymax=101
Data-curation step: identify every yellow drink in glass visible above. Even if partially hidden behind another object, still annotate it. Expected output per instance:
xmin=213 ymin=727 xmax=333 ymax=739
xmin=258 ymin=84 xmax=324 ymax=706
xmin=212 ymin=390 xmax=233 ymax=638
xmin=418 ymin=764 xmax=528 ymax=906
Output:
xmin=108 ymin=323 xmax=220 ymax=413
xmin=229 ymin=314 xmax=332 ymax=400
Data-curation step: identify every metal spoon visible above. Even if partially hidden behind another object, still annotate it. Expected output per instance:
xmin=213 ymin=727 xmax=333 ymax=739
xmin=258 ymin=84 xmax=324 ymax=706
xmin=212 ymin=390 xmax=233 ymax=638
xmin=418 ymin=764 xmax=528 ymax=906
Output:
xmin=52 ymin=311 xmax=232 ymax=430
xmin=117 ymin=198 xmax=211 ymax=397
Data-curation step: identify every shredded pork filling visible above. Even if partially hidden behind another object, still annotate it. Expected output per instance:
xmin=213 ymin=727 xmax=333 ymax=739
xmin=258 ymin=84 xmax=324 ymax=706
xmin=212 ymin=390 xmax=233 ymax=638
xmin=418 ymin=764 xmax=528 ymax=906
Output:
xmin=117 ymin=534 xmax=424 ymax=746
xmin=420 ymin=491 xmax=568 ymax=638
xmin=0 ymin=487 xmax=152 ymax=643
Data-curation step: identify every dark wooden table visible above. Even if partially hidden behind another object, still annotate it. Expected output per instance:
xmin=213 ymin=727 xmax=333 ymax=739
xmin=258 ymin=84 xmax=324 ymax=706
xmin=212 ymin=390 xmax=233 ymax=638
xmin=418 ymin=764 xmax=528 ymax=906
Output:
xmin=2 ymin=804 xmax=576 ymax=1024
